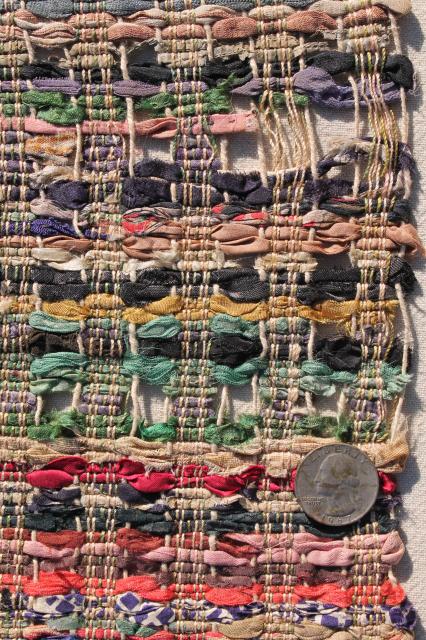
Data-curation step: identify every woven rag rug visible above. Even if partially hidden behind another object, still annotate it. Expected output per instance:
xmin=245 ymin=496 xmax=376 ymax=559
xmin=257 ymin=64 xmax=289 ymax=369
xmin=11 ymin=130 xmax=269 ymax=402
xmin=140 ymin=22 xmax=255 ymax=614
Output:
xmin=0 ymin=0 xmax=422 ymax=639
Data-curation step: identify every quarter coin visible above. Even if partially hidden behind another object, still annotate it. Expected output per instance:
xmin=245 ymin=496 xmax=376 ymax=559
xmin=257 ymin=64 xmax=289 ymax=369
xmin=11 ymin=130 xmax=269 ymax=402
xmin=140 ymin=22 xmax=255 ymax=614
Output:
xmin=294 ymin=443 xmax=380 ymax=526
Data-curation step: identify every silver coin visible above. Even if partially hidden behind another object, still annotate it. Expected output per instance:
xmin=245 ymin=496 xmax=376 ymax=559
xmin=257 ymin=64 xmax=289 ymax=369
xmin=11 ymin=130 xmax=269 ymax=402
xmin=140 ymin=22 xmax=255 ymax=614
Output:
xmin=294 ymin=443 xmax=379 ymax=526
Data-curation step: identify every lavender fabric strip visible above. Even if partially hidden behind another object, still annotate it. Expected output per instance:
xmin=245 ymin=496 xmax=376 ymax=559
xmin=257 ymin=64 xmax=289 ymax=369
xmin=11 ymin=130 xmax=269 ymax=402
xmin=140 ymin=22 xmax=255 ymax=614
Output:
xmin=293 ymin=67 xmax=401 ymax=108
xmin=233 ymin=68 xmax=402 ymax=108
xmin=0 ymin=79 xmax=209 ymax=100
xmin=113 ymin=80 xmax=160 ymax=98
xmin=32 ymin=79 xmax=82 ymax=95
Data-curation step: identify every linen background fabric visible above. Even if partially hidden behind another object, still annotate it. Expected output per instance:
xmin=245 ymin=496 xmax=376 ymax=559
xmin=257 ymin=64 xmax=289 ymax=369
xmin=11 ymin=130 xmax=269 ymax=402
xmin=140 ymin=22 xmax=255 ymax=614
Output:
xmin=395 ymin=3 xmax=426 ymax=635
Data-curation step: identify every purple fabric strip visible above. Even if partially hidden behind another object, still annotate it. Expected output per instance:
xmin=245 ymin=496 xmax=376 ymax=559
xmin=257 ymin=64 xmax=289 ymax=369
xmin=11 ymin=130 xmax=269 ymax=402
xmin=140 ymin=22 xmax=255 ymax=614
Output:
xmin=166 ymin=81 xmax=209 ymax=94
xmin=32 ymin=78 xmax=82 ymax=95
xmin=0 ymin=80 xmax=28 ymax=91
xmin=0 ymin=79 xmax=212 ymax=99
xmin=113 ymin=79 xmax=209 ymax=97
xmin=293 ymin=67 xmax=401 ymax=109
xmin=232 ymin=78 xmax=282 ymax=96
xmin=233 ymin=68 xmax=402 ymax=108
xmin=113 ymin=80 xmax=159 ymax=97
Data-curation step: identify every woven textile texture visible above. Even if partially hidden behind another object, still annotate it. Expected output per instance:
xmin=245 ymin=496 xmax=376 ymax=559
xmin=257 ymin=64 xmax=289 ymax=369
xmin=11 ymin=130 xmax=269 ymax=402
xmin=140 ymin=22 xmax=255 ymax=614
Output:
xmin=0 ymin=0 xmax=423 ymax=639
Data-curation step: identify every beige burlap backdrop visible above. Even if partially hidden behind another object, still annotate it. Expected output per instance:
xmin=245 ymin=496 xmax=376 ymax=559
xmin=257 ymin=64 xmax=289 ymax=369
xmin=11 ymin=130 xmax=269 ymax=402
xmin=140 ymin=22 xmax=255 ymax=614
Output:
xmin=390 ymin=5 xmax=425 ymax=635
